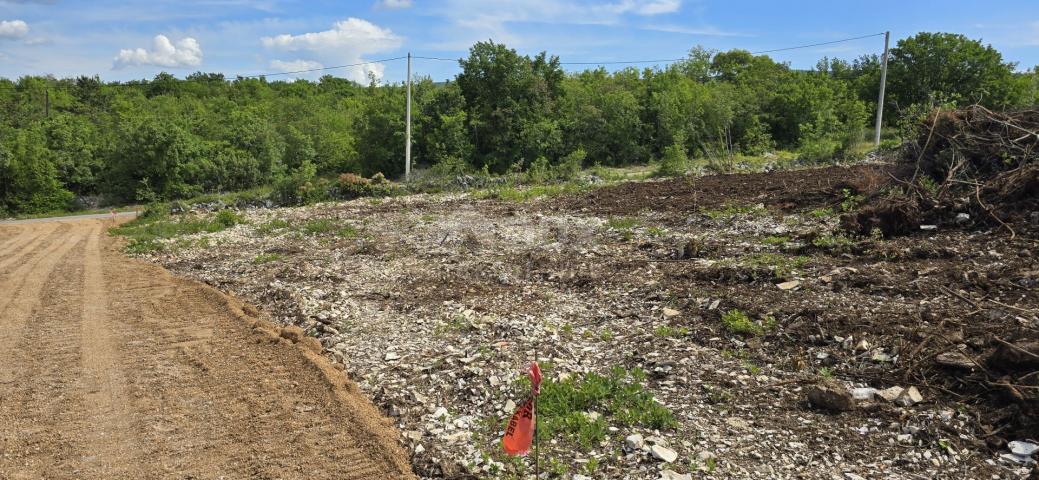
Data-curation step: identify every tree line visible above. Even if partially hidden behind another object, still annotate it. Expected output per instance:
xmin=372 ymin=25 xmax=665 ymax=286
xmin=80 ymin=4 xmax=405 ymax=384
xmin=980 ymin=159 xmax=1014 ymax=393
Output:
xmin=1 ymin=32 xmax=1036 ymax=215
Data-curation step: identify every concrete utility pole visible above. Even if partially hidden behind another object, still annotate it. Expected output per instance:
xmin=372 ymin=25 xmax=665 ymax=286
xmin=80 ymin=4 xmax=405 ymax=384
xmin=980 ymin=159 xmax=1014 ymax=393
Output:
xmin=874 ymin=31 xmax=890 ymax=146
xmin=405 ymin=52 xmax=412 ymax=181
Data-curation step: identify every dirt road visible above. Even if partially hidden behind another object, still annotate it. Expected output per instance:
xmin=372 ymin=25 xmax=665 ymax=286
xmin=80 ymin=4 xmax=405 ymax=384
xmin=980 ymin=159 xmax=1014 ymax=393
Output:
xmin=0 ymin=218 xmax=414 ymax=479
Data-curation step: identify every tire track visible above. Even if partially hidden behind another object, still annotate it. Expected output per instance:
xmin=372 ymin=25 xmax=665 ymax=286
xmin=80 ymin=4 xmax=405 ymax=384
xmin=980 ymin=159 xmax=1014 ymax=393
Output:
xmin=0 ymin=228 xmax=87 ymax=386
xmin=78 ymin=225 xmax=141 ymax=477
xmin=0 ymin=222 xmax=61 ymax=273
xmin=0 ymin=237 xmax=89 ymax=479
xmin=0 ymin=218 xmax=415 ymax=479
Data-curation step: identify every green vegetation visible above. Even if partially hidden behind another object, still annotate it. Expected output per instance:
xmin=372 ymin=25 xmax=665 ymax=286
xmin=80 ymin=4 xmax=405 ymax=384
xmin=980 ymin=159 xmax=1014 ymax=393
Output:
xmin=301 ymin=218 xmax=358 ymax=237
xmin=741 ymin=252 xmax=809 ymax=280
xmin=654 ymin=325 xmax=690 ymax=338
xmin=522 ymin=366 xmax=676 ymax=450
xmin=3 ymin=32 xmax=1037 ymax=217
xmin=252 ymin=253 xmax=283 ymax=264
xmin=762 ymin=235 xmax=790 ymax=246
xmin=721 ymin=309 xmax=766 ymax=336
xmin=110 ymin=207 xmax=243 ymax=254
xmin=701 ymin=203 xmax=766 ymax=219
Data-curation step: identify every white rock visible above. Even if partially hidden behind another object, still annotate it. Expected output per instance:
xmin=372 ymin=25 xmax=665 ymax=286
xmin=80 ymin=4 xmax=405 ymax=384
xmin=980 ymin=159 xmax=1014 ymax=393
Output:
xmin=894 ymin=386 xmax=923 ymax=407
xmin=851 ymin=387 xmax=877 ymax=401
xmin=1009 ymin=440 xmax=1039 ymax=457
xmin=431 ymin=407 xmax=449 ymax=419
xmin=384 ymin=352 xmax=400 ymax=361
xmin=776 ymin=280 xmax=800 ymax=290
xmin=625 ymin=433 xmax=645 ymax=451
xmin=660 ymin=470 xmax=692 ymax=480
xmin=414 ymin=444 xmax=425 ymax=454
xmin=696 ymin=450 xmax=717 ymax=461
xmin=651 ymin=444 xmax=679 ymax=463
xmin=876 ymin=386 xmax=904 ymax=402
xmin=663 ymin=307 xmax=681 ymax=317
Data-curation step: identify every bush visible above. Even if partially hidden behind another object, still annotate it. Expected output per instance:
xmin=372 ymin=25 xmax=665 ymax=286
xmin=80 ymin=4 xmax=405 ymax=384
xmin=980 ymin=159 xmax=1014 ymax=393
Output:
xmin=654 ymin=142 xmax=689 ymax=177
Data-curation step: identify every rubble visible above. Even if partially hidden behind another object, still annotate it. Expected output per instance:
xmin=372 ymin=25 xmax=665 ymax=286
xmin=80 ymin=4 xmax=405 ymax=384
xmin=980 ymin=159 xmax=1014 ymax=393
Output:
xmin=128 ymin=165 xmax=1033 ymax=479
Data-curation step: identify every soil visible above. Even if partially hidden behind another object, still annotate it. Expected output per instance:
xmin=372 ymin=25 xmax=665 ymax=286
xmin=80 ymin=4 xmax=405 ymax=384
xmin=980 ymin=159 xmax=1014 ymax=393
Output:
xmin=548 ymin=163 xmax=896 ymax=220
xmin=0 ymin=218 xmax=415 ymax=479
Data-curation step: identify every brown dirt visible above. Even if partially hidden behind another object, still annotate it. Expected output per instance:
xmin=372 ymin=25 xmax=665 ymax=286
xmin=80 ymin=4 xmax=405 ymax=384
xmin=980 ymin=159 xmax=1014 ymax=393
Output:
xmin=549 ymin=164 xmax=895 ymax=219
xmin=0 ymin=218 xmax=415 ymax=479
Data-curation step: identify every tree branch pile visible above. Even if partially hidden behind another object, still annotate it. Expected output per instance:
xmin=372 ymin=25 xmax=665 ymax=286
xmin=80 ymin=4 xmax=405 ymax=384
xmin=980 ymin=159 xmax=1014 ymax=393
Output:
xmin=843 ymin=105 xmax=1039 ymax=237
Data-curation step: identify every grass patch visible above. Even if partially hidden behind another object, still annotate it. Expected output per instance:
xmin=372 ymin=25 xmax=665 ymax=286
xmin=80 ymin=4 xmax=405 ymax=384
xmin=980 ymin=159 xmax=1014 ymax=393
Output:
xmin=761 ymin=235 xmax=790 ymax=246
xmin=701 ymin=203 xmax=766 ymax=220
xmin=301 ymin=219 xmax=358 ymax=237
xmin=721 ymin=309 xmax=766 ymax=336
xmin=517 ymin=366 xmax=676 ymax=450
xmin=475 ymin=183 xmax=588 ymax=202
xmin=606 ymin=216 xmax=641 ymax=230
xmin=812 ymin=232 xmax=854 ymax=250
xmin=653 ymin=325 xmax=690 ymax=338
xmin=110 ymin=208 xmax=244 ymax=254
xmin=742 ymin=252 xmax=809 ymax=281
xmin=256 ymin=218 xmax=290 ymax=235
xmin=252 ymin=253 xmax=283 ymax=264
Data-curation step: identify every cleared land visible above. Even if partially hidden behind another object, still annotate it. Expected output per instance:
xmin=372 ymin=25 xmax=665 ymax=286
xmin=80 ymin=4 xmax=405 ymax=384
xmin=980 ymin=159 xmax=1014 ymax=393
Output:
xmin=132 ymin=164 xmax=1038 ymax=479
xmin=0 ymin=218 xmax=414 ymax=479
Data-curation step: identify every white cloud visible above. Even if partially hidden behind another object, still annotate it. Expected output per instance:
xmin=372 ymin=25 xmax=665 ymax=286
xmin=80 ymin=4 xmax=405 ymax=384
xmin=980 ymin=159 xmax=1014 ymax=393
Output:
xmin=375 ymin=0 xmax=412 ymax=9
xmin=0 ymin=19 xmax=29 ymax=39
xmin=643 ymin=24 xmax=746 ymax=37
xmin=630 ymin=0 xmax=680 ymax=15
xmin=270 ymin=59 xmax=322 ymax=72
xmin=113 ymin=34 xmax=203 ymax=69
xmin=261 ymin=18 xmax=401 ymax=82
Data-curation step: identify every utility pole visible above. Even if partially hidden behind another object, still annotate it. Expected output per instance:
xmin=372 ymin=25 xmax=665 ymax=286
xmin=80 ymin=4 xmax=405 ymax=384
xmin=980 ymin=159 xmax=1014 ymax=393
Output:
xmin=405 ymin=52 xmax=412 ymax=181
xmin=873 ymin=31 xmax=890 ymax=146
xmin=45 ymin=87 xmax=50 ymax=118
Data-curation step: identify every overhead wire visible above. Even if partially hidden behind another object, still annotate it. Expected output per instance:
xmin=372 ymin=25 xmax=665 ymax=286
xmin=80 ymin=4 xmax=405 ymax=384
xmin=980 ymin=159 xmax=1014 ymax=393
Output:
xmin=0 ymin=32 xmax=886 ymax=92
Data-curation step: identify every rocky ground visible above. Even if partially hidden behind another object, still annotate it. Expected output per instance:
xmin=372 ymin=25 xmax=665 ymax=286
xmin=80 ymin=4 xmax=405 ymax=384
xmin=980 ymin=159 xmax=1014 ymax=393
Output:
xmin=132 ymin=164 xmax=1038 ymax=479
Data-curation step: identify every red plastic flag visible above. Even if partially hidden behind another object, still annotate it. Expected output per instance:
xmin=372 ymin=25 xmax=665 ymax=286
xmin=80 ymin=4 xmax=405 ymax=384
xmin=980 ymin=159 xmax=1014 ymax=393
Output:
xmin=529 ymin=361 xmax=542 ymax=396
xmin=502 ymin=397 xmax=535 ymax=456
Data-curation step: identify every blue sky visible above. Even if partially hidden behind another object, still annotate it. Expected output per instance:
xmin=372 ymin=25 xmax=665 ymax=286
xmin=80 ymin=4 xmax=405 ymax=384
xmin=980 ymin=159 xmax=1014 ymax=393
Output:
xmin=1 ymin=0 xmax=1038 ymax=83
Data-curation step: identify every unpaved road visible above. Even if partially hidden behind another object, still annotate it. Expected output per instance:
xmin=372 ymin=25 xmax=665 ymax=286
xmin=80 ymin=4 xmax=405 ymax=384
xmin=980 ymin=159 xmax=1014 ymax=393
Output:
xmin=0 ymin=218 xmax=414 ymax=479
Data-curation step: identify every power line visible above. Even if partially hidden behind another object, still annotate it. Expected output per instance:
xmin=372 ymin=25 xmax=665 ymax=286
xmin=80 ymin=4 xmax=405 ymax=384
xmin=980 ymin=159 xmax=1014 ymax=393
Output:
xmin=234 ymin=56 xmax=408 ymax=79
xmin=0 ymin=32 xmax=887 ymax=91
xmin=750 ymin=32 xmax=885 ymax=55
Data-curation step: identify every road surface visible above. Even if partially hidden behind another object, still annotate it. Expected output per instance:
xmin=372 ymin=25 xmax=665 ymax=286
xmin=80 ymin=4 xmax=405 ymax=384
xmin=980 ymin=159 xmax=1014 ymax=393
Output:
xmin=0 ymin=217 xmax=414 ymax=479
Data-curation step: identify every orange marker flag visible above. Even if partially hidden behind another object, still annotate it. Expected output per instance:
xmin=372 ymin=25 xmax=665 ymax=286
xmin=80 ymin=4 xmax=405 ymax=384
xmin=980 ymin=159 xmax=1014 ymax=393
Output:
xmin=503 ymin=361 xmax=543 ymax=456
xmin=502 ymin=397 xmax=535 ymax=456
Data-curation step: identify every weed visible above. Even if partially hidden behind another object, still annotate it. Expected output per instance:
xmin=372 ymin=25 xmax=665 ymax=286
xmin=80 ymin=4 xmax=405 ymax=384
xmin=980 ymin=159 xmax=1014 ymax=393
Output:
xmin=215 ymin=209 xmax=245 ymax=228
xmin=252 ymin=253 xmax=283 ymax=264
xmin=721 ymin=309 xmax=765 ymax=336
xmin=607 ymin=216 xmax=641 ymax=230
xmin=742 ymin=253 xmax=809 ymax=281
xmin=532 ymin=366 xmax=676 ymax=450
xmin=653 ymin=325 xmax=690 ymax=338
xmin=646 ymin=226 xmax=667 ymax=237
xmin=809 ymin=207 xmax=834 ymax=218
xmin=256 ymin=218 xmax=290 ymax=235
xmin=301 ymin=219 xmax=358 ymax=237
xmin=839 ymin=188 xmax=864 ymax=212
xmin=812 ymin=232 xmax=854 ymax=250
xmin=111 ymin=210 xmax=243 ymax=254
xmin=762 ymin=235 xmax=790 ymax=246
xmin=584 ymin=457 xmax=599 ymax=475
xmin=702 ymin=204 xmax=766 ymax=220
xmin=818 ymin=367 xmax=834 ymax=378
xmin=599 ymin=329 xmax=614 ymax=342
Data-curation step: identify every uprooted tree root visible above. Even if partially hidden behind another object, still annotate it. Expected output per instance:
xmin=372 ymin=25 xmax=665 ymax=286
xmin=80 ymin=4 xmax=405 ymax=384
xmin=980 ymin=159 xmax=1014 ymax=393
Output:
xmin=842 ymin=105 xmax=1039 ymax=238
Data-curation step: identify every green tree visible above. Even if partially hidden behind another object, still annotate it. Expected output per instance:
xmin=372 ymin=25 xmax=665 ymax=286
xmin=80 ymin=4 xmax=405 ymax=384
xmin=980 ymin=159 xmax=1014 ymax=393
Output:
xmin=888 ymin=32 xmax=1024 ymax=110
